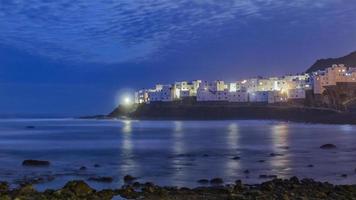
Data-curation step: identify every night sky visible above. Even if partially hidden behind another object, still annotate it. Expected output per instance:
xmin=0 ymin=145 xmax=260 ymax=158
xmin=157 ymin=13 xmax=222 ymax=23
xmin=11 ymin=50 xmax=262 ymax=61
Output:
xmin=0 ymin=0 xmax=356 ymax=116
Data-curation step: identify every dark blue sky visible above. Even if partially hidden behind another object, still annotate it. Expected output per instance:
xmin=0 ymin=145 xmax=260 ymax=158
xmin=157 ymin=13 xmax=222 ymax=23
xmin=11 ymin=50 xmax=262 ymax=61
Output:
xmin=0 ymin=0 xmax=356 ymax=116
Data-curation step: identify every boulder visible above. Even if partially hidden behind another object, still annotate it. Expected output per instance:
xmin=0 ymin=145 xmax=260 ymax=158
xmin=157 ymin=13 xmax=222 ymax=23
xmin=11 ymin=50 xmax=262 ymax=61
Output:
xmin=210 ymin=178 xmax=224 ymax=185
xmin=123 ymin=175 xmax=137 ymax=183
xmin=0 ymin=182 xmax=9 ymax=193
xmin=320 ymin=144 xmax=336 ymax=149
xmin=22 ymin=160 xmax=50 ymax=167
xmin=79 ymin=166 xmax=87 ymax=170
xmin=232 ymin=156 xmax=241 ymax=160
xmin=88 ymin=177 xmax=113 ymax=183
xmin=63 ymin=180 xmax=93 ymax=197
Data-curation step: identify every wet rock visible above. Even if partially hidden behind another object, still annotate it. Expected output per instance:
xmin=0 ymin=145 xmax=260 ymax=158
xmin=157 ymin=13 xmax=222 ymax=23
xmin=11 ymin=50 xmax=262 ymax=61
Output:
xmin=202 ymin=154 xmax=209 ymax=157
xmin=97 ymin=189 xmax=115 ymax=199
xmin=341 ymin=174 xmax=348 ymax=178
xmin=118 ymin=186 xmax=138 ymax=199
xmin=259 ymin=175 xmax=277 ymax=179
xmin=79 ymin=166 xmax=87 ymax=170
xmin=320 ymin=144 xmax=337 ymax=149
xmin=307 ymin=164 xmax=314 ymax=168
xmin=22 ymin=160 xmax=50 ymax=167
xmin=258 ymin=160 xmax=265 ymax=163
xmin=197 ymin=179 xmax=209 ymax=184
xmin=232 ymin=156 xmax=240 ymax=160
xmin=26 ymin=126 xmax=35 ymax=129
xmin=124 ymin=175 xmax=137 ymax=183
xmin=0 ymin=182 xmax=9 ymax=193
xmin=94 ymin=164 xmax=100 ymax=168
xmin=210 ymin=178 xmax=224 ymax=185
xmin=88 ymin=176 xmax=114 ymax=183
xmin=132 ymin=182 xmax=141 ymax=188
xmin=243 ymin=170 xmax=250 ymax=174
xmin=289 ymin=176 xmax=299 ymax=184
xmin=63 ymin=180 xmax=93 ymax=197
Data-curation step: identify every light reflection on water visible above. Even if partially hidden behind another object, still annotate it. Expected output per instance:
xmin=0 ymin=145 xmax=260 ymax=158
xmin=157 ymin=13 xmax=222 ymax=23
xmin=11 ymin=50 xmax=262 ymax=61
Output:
xmin=270 ymin=123 xmax=290 ymax=178
xmin=0 ymin=119 xmax=355 ymax=190
xmin=120 ymin=120 xmax=135 ymax=175
xmin=224 ymin=123 xmax=240 ymax=177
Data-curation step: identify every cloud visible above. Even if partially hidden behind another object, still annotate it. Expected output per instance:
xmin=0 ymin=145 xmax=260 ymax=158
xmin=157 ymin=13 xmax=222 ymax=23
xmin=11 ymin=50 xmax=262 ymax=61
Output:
xmin=0 ymin=0 xmax=347 ymax=64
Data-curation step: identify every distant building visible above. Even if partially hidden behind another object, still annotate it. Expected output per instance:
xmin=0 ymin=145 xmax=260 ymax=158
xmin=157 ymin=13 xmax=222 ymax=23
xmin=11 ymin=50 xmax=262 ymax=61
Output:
xmin=133 ymin=67 xmax=320 ymax=105
xmin=148 ymin=85 xmax=174 ymax=102
xmin=313 ymin=64 xmax=356 ymax=94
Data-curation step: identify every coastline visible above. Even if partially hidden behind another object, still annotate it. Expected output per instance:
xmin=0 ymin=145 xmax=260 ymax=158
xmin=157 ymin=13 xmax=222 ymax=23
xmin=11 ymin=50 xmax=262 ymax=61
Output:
xmin=2 ymin=177 xmax=356 ymax=199
xmin=108 ymin=103 xmax=356 ymax=125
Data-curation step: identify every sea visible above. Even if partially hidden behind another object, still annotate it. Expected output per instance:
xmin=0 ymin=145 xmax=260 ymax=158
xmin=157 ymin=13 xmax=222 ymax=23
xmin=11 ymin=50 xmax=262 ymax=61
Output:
xmin=0 ymin=118 xmax=355 ymax=191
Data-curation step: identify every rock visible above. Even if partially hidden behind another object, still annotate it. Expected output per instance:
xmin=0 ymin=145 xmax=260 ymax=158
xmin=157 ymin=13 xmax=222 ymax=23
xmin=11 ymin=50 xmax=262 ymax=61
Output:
xmin=259 ymin=175 xmax=277 ymax=179
xmin=124 ymin=175 xmax=137 ymax=183
xmin=26 ymin=126 xmax=35 ymax=129
xmin=289 ymin=176 xmax=299 ymax=184
xmin=307 ymin=164 xmax=314 ymax=168
xmin=243 ymin=170 xmax=250 ymax=174
xmin=97 ymin=189 xmax=115 ymax=199
xmin=258 ymin=160 xmax=265 ymax=163
xmin=132 ymin=182 xmax=141 ymax=188
xmin=0 ymin=182 xmax=9 ymax=193
xmin=63 ymin=180 xmax=93 ymax=196
xmin=197 ymin=179 xmax=209 ymax=184
xmin=88 ymin=177 xmax=113 ymax=183
xmin=341 ymin=174 xmax=348 ymax=178
xmin=79 ymin=166 xmax=87 ymax=170
xmin=232 ymin=156 xmax=240 ymax=160
xmin=210 ymin=178 xmax=224 ymax=185
xmin=320 ymin=144 xmax=337 ymax=149
xmin=94 ymin=164 xmax=100 ymax=168
xmin=22 ymin=160 xmax=50 ymax=167
xmin=259 ymin=175 xmax=268 ymax=179
xmin=268 ymin=175 xmax=278 ymax=179
xmin=203 ymin=154 xmax=209 ymax=157
xmin=118 ymin=186 xmax=138 ymax=199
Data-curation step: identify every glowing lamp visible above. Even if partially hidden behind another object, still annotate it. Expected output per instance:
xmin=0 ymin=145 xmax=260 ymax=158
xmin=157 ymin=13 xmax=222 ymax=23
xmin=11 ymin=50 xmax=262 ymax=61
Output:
xmin=122 ymin=96 xmax=132 ymax=106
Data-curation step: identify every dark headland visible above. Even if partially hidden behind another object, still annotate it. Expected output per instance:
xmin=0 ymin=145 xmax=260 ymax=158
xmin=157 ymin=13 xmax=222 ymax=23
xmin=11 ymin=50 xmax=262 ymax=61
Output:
xmin=108 ymin=102 xmax=356 ymax=125
xmin=104 ymin=51 xmax=356 ymax=125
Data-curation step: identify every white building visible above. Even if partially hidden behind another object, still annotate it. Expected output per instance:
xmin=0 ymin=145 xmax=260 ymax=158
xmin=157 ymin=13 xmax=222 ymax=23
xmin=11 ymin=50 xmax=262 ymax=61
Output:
xmin=148 ymin=85 xmax=174 ymax=102
xmin=313 ymin=64 xmax=356 ymax=94
xmin=268 ymin=91 xmax=288 ymax=104
xmin=229 ymin=91 xmax=249 ymax=102
xmin=288 ymin=88 xmax=306 ymax=99
xmin=248 ymin=91 xmax=269 ymax=102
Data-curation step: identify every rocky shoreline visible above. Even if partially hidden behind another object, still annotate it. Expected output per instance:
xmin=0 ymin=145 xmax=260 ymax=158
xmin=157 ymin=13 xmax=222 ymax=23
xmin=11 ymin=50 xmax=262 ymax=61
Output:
xmin=2 ymin=177 xmax=356 ymax=199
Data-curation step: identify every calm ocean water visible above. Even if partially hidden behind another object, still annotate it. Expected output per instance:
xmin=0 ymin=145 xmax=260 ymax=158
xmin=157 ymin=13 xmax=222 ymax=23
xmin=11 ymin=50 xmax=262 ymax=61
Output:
xmin=0 ymin=119 xmax=355 ymax=190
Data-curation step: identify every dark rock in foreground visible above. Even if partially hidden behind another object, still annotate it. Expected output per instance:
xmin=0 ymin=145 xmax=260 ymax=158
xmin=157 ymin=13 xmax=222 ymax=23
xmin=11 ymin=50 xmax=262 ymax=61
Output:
xmin=210 ymin=178 xmax=223 ymax=185
xmin=320 ymin=144 xmax=337 ymax=149
xmin=2 ymin=178 xmax=356 ymax=199
xmin=88 ymin=177 xmax=114 ymax=183
xmin=22 ymin=160 xmax=50 ymax=167
xmin=124 ymin=175 xmax=137 ymax=183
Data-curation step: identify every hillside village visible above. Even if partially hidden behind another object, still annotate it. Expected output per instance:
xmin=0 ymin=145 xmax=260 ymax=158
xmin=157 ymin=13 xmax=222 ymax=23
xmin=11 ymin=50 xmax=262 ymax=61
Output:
xmin=134 ymin=64 xmax=356 ymax=110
